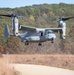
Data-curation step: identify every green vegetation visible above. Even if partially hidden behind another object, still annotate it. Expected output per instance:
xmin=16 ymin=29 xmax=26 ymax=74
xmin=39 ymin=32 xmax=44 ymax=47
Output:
xmin=0 ymin=3 xmax=74 ymax=54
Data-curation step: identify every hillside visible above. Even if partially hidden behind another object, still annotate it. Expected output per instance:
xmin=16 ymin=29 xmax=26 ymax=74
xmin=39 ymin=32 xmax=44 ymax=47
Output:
xmin=0 ymin=3 xmax=74 ymax=54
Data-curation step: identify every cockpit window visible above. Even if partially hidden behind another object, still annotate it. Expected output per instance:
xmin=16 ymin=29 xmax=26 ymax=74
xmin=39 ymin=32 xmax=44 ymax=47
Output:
xmin=45 ymin=30 xmax=54 ymax=35
xmin=48 ymin=31 xmax=53 ymax=34
xmin=38 ymin=31 xmax=43 ymax=36
xmin=48 ymin=31 xmax=52 ymax=34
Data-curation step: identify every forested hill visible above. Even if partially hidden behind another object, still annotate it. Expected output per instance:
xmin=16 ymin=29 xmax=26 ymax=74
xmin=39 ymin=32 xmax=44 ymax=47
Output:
xmin=0 ymin=3 xmax=74 ymax=54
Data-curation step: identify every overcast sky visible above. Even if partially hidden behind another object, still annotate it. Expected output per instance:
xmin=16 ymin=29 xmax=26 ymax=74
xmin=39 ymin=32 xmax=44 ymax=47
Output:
xmin=0 ymin=0 xmax=74 ymax=8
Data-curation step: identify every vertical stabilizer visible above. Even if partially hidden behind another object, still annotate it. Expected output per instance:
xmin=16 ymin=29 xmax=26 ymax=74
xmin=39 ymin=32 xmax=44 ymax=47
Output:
xmin=4 ymin=24 xmax=10 ymax=38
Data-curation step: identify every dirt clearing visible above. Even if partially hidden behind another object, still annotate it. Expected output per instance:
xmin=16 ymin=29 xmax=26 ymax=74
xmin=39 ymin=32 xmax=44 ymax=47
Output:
xmin=2 ymin=54 xmax=74 ymax=70
xmin=11 ymin=64 xmax=74 ymax=75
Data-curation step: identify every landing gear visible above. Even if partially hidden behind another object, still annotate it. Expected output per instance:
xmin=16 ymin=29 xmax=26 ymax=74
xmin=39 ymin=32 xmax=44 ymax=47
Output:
xmin=51 ymin=38 xmax=54 ymax=43
xmin=25 ymin=41 xmax=29 ymax=45
xmin=38 ymin=42 xmax=42 ymax=46
xmin=51 ymin=41 xmax=54 ymax=43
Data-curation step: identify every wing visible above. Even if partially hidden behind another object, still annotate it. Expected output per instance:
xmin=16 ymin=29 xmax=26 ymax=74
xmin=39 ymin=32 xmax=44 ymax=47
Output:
xmin=45 ymin=28 xmax=62 ymax=32
xmin=20 ymin=25 xmax=62 ymax=32
xmin=19 ymin=25 xmax=36 ymax=32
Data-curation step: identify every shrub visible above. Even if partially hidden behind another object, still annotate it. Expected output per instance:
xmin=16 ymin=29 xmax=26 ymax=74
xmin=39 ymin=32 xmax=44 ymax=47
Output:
xmin=0 ymin=45 xmax=3 ymax=57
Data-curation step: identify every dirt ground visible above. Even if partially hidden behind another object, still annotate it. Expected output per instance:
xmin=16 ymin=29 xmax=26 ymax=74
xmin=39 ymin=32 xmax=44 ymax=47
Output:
xmin=2 ymin=54 xmax=74 ymax=70
xmin=10 ymin=64 xmax=74 ymax=75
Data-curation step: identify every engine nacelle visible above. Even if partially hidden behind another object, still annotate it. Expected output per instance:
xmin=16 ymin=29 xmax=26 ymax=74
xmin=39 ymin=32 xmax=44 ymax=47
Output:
xmin=59 ymin=21 xmax=66 ymax=39
xmin=12 ymin=17 xmax=19 ymax=36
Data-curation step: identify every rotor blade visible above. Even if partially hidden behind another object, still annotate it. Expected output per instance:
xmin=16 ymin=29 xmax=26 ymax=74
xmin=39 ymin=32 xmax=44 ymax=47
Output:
xmin=0 ymin=14 xmax=19 ymax=17
xmin=62 ymin=17 xmax=74 ymax=21
xmin=47 ymin=17 xmax=74 ymax=21
xmin=0 ymin=14 xmax=23 ymax=18
xmin=0 ymin=14 xmax=12 ymax=17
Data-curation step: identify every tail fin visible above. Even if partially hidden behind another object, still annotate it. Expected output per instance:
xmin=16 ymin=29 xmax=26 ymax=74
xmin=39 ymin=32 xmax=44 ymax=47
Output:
xmin=4 ymin=24 xmax=10 ymax=38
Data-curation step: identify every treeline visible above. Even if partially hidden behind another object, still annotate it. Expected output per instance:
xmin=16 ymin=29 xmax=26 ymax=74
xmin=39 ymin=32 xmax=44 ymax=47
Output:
xmin=0 ymin=3 xmax=74 ymax=54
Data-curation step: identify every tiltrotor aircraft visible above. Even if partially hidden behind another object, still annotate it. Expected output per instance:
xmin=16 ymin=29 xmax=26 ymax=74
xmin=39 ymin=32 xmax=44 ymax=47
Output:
xmin=0 ymin=14 xmax=74 ymax=46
